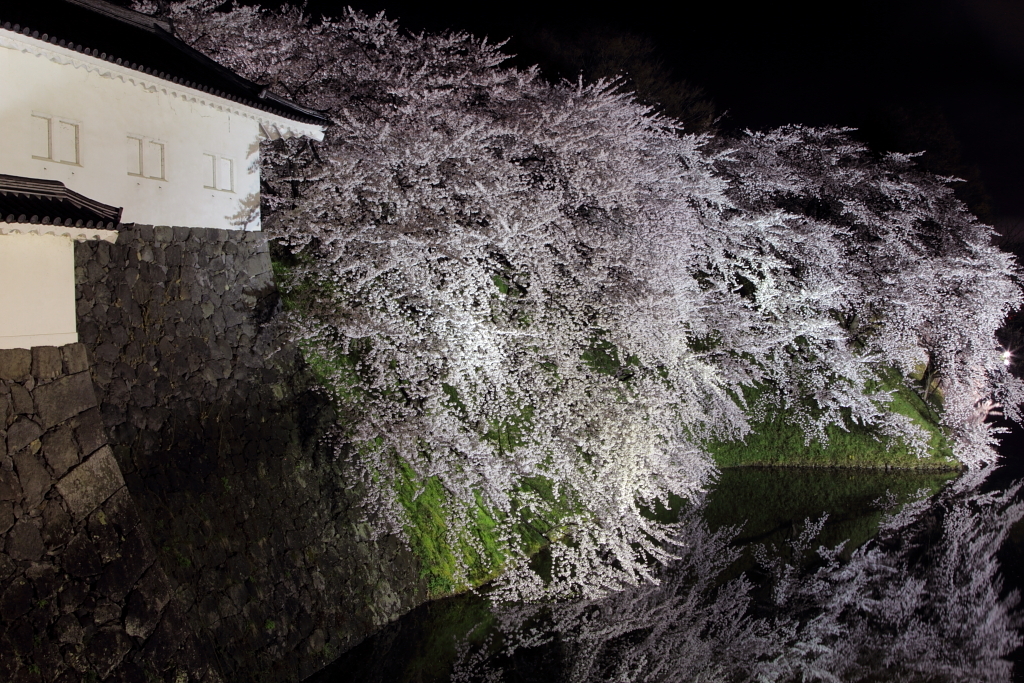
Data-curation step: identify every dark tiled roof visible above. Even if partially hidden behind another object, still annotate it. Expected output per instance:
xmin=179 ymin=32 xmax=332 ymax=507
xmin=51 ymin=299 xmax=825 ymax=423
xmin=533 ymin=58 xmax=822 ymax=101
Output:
xmin=0 ymin=174 xmax=122 ymax=229
xmin=1 ymin=0 xmax=329 ymax=128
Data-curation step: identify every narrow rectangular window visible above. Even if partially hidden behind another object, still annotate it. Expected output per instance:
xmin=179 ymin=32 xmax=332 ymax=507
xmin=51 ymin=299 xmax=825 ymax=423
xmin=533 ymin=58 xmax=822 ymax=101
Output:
xmin=216 ymin=157 xmax=233 ymax=192
xmin=145 ymin=141 xmax=165 ymax=180
xmin=55 ymin=120 xmax=79 ymax=164
xmin=30 ymin=114 xmax=51 ymax=160
xmin=127 ymin=137 xmax=143 ymax=176
xmin=202 ymin=153 xmax=216 ymax=189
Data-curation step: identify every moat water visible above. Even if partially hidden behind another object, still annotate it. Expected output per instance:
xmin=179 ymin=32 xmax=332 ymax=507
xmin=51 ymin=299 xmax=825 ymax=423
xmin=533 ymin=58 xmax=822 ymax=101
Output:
xmin=307 ymin=425 xmax=1024 ymax=683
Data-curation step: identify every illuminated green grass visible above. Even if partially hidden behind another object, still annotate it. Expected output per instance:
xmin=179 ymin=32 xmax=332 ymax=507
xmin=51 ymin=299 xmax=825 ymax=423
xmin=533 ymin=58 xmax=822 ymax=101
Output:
xmin=707 ymin=370 xmax=959 ymax=470
xmin=396 ymin=464 xmax=506 ymax=597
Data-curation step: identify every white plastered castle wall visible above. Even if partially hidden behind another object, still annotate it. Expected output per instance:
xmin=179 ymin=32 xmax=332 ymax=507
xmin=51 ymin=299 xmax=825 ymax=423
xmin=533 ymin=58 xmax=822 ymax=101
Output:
xmin=0 ymin=226 xmax=118 ymax=349
xmin=0 ymin=29 xmax=323 ymax=231
xmin=0 ymin=232 xmax=77 ymax=348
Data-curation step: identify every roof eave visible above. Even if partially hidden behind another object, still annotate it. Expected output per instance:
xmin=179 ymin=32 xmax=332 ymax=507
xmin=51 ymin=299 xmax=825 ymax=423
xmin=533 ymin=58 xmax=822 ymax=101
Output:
xmin=0 ymin=28 xmax=327 ymax=141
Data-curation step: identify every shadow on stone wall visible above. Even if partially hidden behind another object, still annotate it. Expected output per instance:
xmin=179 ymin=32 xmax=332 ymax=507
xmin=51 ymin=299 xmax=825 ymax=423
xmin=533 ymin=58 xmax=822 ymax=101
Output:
xmin=75 ymin=226 xmax=426 ymax=682
xmin=1 ymin=344 xmax=217 ymax=683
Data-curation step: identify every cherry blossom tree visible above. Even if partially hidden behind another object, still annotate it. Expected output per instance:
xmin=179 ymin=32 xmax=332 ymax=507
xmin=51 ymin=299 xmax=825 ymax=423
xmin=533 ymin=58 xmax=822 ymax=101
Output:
xmin=156 ymin=2 xmax=1023 ymax=598
xmin=715 ymin=127 xmax=1024 ymax=467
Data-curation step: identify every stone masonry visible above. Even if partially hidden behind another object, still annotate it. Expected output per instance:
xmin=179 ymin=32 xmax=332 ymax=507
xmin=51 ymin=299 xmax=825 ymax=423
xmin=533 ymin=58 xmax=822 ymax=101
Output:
xmin=0 ymin=344 xmax=219 ymax=682
xmin=73 ymin=225 xmax=427 ymax=682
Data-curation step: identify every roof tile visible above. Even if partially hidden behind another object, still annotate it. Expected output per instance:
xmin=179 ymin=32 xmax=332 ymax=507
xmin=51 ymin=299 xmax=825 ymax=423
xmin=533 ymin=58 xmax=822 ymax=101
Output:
xmin=0 ymin=174 xmax=122 ymax=229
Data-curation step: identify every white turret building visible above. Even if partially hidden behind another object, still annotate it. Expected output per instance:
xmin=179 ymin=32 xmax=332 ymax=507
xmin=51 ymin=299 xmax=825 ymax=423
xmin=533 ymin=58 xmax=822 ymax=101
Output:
xmin=0 ymin=0 xmax=328 ymax=349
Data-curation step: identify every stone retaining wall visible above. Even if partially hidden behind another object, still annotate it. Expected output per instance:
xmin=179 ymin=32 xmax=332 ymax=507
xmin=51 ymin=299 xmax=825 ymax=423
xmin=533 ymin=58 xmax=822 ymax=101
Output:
xmin=74 ymin=226 xmax=427 ymax=682
xmin=0 ymin=344 xmax=218 ymax=682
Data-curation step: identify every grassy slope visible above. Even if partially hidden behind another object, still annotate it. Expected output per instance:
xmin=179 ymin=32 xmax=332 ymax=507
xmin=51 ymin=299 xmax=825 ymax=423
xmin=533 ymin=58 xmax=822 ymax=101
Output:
xmin=394 ymin=464 xmax=506 ymax=597
xmin=707 ymin=371 xmax=960 ymax=470
xmin=395 ymin=468 xmax=577 ymax=598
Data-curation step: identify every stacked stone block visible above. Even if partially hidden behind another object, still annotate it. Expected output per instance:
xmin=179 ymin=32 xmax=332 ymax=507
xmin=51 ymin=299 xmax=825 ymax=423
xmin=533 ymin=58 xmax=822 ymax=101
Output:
xmin=0 ymin=344 xmax=219 ymax=682
xmin=75 ymin=226 xmax=426 ymax=682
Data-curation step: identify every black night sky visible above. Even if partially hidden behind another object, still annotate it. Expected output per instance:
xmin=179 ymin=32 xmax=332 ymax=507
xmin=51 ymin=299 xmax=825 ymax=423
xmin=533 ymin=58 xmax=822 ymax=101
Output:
xmin=301 ymin=0 xmax=1024 ymax=223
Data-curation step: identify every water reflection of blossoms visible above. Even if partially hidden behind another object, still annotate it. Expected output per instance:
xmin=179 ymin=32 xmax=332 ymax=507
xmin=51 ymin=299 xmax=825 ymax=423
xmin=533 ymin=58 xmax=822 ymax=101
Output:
xmin=453 ymin=471 xmax=1024 ymax=683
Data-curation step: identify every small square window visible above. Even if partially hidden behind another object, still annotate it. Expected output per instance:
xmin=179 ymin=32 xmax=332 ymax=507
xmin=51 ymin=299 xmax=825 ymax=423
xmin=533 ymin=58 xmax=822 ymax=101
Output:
xmin=204 ymin=154 xmax=234 ymax=192
xmin=32 ymin=114 xmax=79 ymax=165
xmin=128 ymin=136 xmax=166 ymax=180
